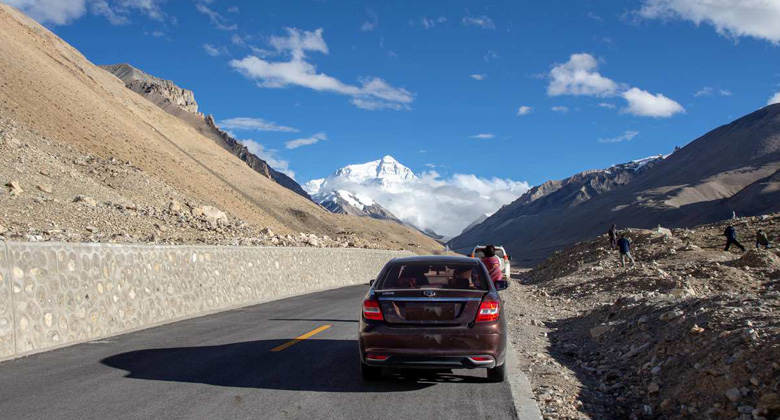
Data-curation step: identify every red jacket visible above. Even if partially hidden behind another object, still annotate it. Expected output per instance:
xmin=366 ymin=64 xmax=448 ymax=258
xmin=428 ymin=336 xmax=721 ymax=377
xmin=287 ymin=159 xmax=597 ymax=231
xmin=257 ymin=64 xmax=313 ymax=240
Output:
xmin=481 ymin=256 xmax=503 ymax=282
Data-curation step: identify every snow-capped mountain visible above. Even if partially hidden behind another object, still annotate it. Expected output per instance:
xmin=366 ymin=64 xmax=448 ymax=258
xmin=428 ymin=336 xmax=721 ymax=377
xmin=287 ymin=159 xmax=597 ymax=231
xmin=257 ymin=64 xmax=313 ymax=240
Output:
xmin=304 ymin=155 xmax=417 ymax=195
xmin=304 ymin=156 xmax=438 ymax=237
xmin=304 ymin=156 xmax=412 ymax=223
xmin=304 ymin=155 xmax=530 ymax=238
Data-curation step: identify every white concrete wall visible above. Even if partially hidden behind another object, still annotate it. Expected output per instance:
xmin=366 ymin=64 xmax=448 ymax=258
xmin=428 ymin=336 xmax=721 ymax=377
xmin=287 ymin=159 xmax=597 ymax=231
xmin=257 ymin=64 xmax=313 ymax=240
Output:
xmin=0 ymin=241 xmax=409 ymax=360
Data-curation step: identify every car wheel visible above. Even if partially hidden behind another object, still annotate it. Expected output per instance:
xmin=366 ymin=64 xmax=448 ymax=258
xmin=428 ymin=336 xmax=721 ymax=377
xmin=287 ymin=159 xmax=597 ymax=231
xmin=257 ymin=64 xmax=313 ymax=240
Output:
xmin=361 ymin=362 xmax=382 ymax=381
xmin=487 ymin=363 xmax=506 ymax=382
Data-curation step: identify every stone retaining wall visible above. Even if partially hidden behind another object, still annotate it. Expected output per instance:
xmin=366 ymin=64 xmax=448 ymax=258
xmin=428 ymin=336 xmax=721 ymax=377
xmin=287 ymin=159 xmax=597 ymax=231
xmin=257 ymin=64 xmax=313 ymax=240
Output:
xmin=0 ymin=241 xmax=409 ymax=360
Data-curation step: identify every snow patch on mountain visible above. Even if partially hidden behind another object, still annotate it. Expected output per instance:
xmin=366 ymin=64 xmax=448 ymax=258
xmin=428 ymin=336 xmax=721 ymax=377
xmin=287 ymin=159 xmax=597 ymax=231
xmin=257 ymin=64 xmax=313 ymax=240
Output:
xmin=305 ymin=156 xmax=530 ymax=237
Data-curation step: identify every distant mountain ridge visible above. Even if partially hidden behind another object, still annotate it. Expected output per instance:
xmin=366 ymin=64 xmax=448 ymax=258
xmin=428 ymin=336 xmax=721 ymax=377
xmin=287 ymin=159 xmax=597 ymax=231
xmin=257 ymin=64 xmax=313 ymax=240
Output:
xmin=450 ymin=104 xmax=780 ymax=266
xmin=100 ymin=63 xmax=310 ymax=200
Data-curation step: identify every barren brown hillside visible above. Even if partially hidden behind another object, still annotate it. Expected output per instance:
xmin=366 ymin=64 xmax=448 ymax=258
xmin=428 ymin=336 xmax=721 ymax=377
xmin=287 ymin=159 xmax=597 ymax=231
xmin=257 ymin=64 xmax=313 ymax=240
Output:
xmin=0 ymin=4 xmax=441 ymax=252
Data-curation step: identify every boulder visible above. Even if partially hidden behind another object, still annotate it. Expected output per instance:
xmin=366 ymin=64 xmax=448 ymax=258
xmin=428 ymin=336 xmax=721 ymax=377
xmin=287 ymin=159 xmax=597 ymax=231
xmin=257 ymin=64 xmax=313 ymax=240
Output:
xmin=73 ymin=195 xmax=97 ymax=207
xmin=37 ymin=184 xmax=53 ymax=194
xmin=168 ymin=200 xmax=182 ymax=213
xmin=659 ymin=309 xmax=684 ymax=321
xmin=193 ymin=206 xmax=227 ymax=226
xmin=5 ymin=180 xmax=23 ymax=195
xmin=590 ymin=325 xmax=611 ymax=338
xmin=670 ymin=288 xmax=696 ymax=298
xmin=725 ymin=388 xmax=741 ymax=402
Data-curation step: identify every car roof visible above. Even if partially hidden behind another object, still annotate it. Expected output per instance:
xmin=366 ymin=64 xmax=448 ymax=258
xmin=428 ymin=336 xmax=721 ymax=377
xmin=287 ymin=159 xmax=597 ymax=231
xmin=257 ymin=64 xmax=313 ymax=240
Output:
xmin=390 ymin=255 xmax=479 ymax=265
xmin=472 ymin=245 xmax=506 ymax=250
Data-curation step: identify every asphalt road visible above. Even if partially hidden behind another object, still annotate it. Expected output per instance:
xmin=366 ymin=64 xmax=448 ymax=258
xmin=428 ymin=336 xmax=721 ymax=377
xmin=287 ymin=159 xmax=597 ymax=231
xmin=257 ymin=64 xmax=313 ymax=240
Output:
xmin=0 ymin=285 xmax=519 ymax=420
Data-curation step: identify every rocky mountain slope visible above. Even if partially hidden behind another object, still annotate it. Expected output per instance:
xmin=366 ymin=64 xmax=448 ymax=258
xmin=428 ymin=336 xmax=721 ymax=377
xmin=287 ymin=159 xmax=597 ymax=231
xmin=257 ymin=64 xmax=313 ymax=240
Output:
xmin=100 ymin=63 xmax=310 ymax=200
xmin=0 ymin=4 xmax=440 ymax=253
xmin=503 ymin=213 xmax=780 ymax=419
xmin=452 ymin=105 xmax=780 ymax=265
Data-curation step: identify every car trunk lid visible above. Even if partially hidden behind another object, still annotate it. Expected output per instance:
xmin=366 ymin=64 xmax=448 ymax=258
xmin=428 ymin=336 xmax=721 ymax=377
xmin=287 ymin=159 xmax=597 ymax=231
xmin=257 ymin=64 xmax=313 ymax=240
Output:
xmin=375 ymin=289 xmax=486 ymax=326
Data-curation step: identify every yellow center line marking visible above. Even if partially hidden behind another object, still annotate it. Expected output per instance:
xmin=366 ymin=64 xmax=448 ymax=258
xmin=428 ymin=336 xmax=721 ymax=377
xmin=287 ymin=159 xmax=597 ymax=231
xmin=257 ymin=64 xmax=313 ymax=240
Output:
xmin=270 ymin=324 xmax=332 ymax=352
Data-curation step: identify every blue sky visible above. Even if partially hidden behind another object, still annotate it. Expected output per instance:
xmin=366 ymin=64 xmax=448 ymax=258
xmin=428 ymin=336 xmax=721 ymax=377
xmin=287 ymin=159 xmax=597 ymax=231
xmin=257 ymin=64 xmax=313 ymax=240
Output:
xmin=7 ymin=0 xmax=780 ymax=187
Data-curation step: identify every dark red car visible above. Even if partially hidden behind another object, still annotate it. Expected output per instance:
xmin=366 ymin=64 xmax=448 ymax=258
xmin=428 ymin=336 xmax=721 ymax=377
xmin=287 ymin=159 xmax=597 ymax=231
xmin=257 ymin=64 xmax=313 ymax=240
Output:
xmin=358 ymin=255 xmax=508 ymax=382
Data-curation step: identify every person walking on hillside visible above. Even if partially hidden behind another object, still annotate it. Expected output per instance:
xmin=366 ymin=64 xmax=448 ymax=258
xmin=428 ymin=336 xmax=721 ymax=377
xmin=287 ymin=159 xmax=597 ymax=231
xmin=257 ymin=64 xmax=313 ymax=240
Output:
xmin=724 ymin=225 xmax=746 ymax=252
xmin=617 ymin=234 xmax=635 ymax=267
xmin=756 ymin=229 xmax=772 ymax=249
xmin=480 ymin=245 xmax=503 ymax=285
xmin=608 ymin=224 xmax=618 ymax=250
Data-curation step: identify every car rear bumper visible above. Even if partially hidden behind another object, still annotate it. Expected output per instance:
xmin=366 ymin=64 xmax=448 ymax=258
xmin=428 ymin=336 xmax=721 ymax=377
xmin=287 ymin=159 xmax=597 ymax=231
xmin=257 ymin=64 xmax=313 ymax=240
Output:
xmin=359 ymin=322 xmax=506 ymax=368
xmin=364 ymin=354 xmax=497 ymax=369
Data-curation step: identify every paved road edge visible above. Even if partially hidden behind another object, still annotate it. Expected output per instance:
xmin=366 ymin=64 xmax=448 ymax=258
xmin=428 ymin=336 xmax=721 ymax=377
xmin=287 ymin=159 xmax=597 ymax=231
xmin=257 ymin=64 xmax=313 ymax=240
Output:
xmin=506 ymin=339 xmax=543 ymax=420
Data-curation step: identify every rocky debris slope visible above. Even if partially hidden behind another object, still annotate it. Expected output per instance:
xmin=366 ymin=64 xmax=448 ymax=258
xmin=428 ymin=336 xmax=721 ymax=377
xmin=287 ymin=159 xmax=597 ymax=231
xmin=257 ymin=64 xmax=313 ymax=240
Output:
xmin=0 ymin=117 xmax=395 ymax=250
xmin=503 ymin=214 xmax=780 ymax=419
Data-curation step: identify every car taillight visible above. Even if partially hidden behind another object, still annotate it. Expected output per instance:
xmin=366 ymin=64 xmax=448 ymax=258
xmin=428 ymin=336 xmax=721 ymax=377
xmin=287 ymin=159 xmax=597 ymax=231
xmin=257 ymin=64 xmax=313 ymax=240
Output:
xmin=476 ymin=300 xmax=500 ymax=322
xmin=363 ymin=298 xmax=383 ymax=321
xmin=503 ymin=255 xmax=509 ymax=261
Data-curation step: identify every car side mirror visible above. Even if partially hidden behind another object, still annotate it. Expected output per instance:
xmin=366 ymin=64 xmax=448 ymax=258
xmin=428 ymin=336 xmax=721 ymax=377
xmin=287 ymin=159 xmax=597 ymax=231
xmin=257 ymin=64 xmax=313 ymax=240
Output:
xmin=495 ymin=280 xmax=509 ymax=291
xmin=507 ymin=255 xmax=512 ymax=261
xmin=369 ymin=279 xmax=375 ymax=287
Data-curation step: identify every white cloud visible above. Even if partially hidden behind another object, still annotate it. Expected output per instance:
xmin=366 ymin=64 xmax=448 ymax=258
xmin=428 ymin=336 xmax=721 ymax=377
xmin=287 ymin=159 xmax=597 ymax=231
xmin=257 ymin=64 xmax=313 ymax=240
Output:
xmin=769 ymin=92 xmax=780 ymax=105
xmin=470 ymin=74 xmax=487 ymax=81
xmin=218 ymin=117 xmax=299 ymax=132
xmin=483 ymin=50 xmax=500 ymax=62
xmin=309 ymin=168 xmax=529 ymax=237
xmin=361 ymin=8 xmax=378 ymax=31
xmin=470 ymin=133 xmax=495 ymax=140
xmin=285 ymin=132 xmax=327 ymax=149
xmin=239 ymin=140 xmax=295 ymax=179
xmin=622 ymin=87 xmax=686 ymax=117
xmin=587 ymin=12 xmax=604 ymax=22
xmin=91 ymin=0 xmax=128 ymax=24
xmin=5 ymin=0 xmax=87 ymax=25
xmin=230 ymin=34 xmax=245 ymax=46
xmin=598 ymin=102 xmax=617 ymax=109
xmin=7 ymin=0 xmax=165 ymax=25
xmin=227 ymin=6 xmax=238 ymax=13
xmin=551 ymin=106 xmax=569 ymax=113
xmin=694 ymin=86 xmax=732 ymax=97
xmin=548 ymin=53 xmax=620 ymax=97
xmin=598 ymin=130 xmax=639 ymax=143
xmin=202 ymin=43 xmax=227 ymax=57
xmin=548 ymin=53 xmax=685 ymax=118
xmin=195 ymin=3 xmax=237 ymax=31
xmin=637 ymin=0 xmax=780 ymax=44
xmin=230 ymin=28 xmax=414 ymax=111
xmin=418 ymin=16 xmax=447 ymax=28
xmin=462 ymin=15 xmax=496 ymax=29
xmin=517 ymin=106 xmax=533 ymax=116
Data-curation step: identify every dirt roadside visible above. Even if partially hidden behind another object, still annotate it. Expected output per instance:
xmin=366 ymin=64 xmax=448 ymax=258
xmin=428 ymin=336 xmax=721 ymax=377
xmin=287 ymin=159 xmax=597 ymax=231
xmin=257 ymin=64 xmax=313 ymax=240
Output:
xmin=503 ymin=214 xmax=780 ymax=420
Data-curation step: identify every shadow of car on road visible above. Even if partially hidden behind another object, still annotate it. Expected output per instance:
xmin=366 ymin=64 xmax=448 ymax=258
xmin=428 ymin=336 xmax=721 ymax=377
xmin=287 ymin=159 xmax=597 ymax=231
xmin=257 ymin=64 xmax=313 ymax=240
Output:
xmin=101 ymin=339 xmax=492 ymax=393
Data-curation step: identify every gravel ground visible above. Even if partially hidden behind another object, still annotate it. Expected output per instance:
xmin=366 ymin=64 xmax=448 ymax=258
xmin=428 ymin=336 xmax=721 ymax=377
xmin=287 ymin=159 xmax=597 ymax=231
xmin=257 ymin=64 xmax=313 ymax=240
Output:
xmin=504 ymin=214 xmax=780 ymax=419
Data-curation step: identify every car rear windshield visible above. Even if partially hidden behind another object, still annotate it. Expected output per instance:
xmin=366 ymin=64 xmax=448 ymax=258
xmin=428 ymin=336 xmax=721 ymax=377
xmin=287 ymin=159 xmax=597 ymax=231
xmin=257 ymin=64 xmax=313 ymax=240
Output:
xmin=378 ymin=263 xmax=489 ymax=290
xmin=474 ymin=248 xmax=505 ymax=259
